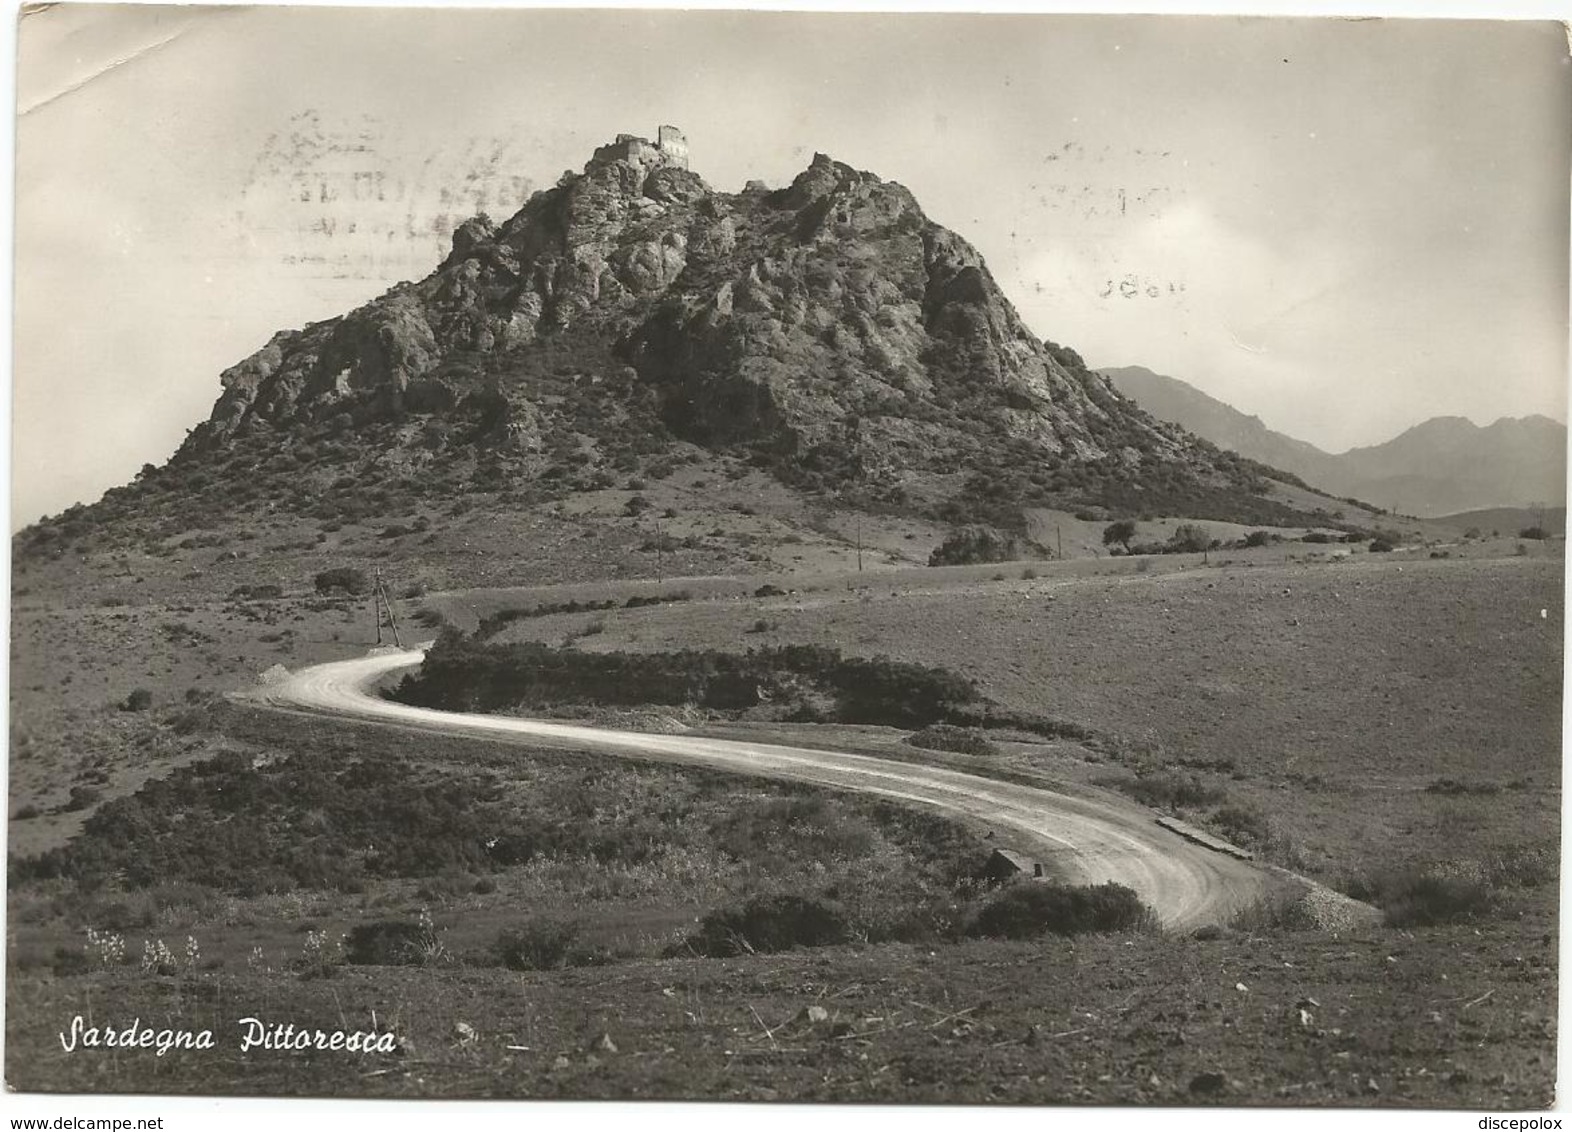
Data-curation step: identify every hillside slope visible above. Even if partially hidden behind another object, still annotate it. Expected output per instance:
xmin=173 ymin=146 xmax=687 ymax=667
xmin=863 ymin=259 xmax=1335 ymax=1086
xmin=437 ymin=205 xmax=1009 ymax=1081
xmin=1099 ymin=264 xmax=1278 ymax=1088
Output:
xmin=18 ymin=130 xmax=1339 ymax=583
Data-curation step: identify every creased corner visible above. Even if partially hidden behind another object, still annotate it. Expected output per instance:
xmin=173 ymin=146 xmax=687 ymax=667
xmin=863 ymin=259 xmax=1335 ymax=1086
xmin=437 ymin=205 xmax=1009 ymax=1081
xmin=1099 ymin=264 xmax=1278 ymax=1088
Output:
xmin=19 ymin=25 xmax=190 ymax=117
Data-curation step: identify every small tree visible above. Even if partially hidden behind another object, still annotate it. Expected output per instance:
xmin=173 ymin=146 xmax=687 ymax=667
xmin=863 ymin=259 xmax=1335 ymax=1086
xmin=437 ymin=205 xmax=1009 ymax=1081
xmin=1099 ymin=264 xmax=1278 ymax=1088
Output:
xmin=1102 ymin=519 xmax=1136 ymax=551
xmin=1519 ymin=526 xmax=1549 ymax=540
xmin=1167 ymin=524 xmax=1212 ymax=554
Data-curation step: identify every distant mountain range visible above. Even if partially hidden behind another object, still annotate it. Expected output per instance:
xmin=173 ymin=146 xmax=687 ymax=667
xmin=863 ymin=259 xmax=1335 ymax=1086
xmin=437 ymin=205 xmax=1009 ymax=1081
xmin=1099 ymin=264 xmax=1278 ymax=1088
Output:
xmin=1102 ymin=366 xmax=1567 ymax=519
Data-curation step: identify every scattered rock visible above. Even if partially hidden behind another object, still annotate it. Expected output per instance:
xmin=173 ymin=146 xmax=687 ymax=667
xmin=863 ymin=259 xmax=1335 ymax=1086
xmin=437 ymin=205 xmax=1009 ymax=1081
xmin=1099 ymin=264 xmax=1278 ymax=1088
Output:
xmin=451 ymin=1022 xmax=477 ymax=1045
xmin=589 ymin=1032 xmax=618 ymax=1054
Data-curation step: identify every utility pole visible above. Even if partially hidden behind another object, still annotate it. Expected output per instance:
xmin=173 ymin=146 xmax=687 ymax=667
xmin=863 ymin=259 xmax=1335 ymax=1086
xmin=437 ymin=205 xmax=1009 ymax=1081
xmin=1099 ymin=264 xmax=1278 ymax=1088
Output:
xmin=850 ymin=414 xmax=865 ymax=572
xmin=372 ymin=567 xmax=403 ymax=648
xmin=1056 ymin=523 xmax=1063 ymax=561
xmin=654 ymin=515 xmax=665 ymax=584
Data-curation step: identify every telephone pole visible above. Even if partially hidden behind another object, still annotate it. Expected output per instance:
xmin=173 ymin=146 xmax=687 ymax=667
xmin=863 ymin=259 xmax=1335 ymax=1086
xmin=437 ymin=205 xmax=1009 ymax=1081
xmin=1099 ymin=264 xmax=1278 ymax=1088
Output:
xmin=372 ymin=567 xmax=403 ymax=648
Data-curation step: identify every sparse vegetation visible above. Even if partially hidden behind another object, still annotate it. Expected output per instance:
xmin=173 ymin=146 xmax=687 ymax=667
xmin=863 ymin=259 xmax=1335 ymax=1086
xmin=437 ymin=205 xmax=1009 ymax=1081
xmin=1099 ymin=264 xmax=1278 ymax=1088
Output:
xmin=906 ymin=724 xmax=1001 ymax=757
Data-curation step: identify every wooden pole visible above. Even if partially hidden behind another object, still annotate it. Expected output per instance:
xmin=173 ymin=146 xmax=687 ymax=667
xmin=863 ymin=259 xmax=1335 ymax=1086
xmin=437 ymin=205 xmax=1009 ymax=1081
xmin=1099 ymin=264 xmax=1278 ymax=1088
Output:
xmin=373 ymin=567 xmax=404 ymax=648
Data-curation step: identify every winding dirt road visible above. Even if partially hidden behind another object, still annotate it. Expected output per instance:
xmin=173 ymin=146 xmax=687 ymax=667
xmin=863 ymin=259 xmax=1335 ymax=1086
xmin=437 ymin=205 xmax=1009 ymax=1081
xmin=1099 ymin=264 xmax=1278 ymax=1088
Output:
xmin=250 ymin=648 xmax=1276 ymax=928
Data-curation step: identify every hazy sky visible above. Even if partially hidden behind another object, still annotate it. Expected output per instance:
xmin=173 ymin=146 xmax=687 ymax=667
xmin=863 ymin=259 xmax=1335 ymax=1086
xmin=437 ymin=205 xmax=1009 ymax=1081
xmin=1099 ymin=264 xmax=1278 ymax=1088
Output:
xmin=13 ymin=5 xmax=1570 ymax=527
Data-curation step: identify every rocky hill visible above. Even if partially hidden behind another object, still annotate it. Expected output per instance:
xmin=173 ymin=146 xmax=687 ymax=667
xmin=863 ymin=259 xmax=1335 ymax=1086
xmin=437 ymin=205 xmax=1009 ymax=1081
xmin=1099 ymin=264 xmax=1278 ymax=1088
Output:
xmin=20 ymin=130 xmax=1336 ymax=580
xmin=1104 ymin=365 xmax=1567 ymax=518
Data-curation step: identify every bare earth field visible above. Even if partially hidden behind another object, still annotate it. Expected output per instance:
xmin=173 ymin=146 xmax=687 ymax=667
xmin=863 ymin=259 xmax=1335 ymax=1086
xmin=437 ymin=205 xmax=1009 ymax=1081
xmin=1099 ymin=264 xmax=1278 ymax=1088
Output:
xmin=6 ymin=532 xmax=1561 ymax=1106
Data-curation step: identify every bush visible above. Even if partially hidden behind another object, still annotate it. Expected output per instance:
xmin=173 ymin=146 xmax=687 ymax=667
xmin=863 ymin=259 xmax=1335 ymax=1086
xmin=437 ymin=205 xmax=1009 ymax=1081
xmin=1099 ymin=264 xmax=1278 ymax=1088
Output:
xmin=686 ymin=894 xmax=849 ymax=956
xmin=1167 ymin=524 xmax=1212 ymax=554
xmin=1368 ymin=538 xmax=1395 ymax=553
xmin=61 ymin=785 xmax=102 ymax=813
xmin=119 ymin=688 xmax=153 ymax=713
xmin=906 ymin=724 xmax=1001 ymax=757
xmin=494 ymin=918 xmax=590 ymax=970
xmin=1210 ymin=805 xmax=1269 ymax=845
xmin=969 ymin=882 xmax=1153 ymax=938
xmin=1377 ymin=873 xmax=1494 ymax=927
xmin=929 ymin=525 xmax=1040 ymax=567
xmin=314 ymin=567 xmax=369 ymax=595
xmin=344 ymin=920 xmax=429 ymax=966
xmin=1102 ymin=519 xmax=1136 ymax=550
xmin=1519 ymin=526 xmax=1549 ymax=540
xmin=1243 ymin=530 xmax=1272 ymax=548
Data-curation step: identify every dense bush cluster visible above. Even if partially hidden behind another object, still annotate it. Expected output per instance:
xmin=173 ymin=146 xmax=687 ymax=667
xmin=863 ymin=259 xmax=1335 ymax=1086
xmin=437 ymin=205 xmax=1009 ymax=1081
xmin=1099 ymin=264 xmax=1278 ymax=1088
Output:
xmin=928 ymin=526 xmax=1044 ymax=567
xmin=686 ymin=894 xmax=850 ymax=957
xmin=395 ymin=632 xmax=981 ymax=729
xmin=968 ymin=882 xmax=1154 ymax=939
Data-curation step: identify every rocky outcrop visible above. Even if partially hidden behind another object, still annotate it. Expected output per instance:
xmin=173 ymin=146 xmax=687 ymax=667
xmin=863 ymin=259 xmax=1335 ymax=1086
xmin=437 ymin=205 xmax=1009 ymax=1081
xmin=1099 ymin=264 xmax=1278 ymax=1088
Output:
xmin=178 ymin=129 xmax=1239 ymax=499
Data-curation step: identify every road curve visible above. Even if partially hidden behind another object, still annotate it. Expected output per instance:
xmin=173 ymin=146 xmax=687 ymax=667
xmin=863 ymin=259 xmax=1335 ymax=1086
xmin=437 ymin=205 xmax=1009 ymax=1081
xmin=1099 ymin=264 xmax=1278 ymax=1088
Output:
xmin=249 ymin=648 xmax=1275 ymax=929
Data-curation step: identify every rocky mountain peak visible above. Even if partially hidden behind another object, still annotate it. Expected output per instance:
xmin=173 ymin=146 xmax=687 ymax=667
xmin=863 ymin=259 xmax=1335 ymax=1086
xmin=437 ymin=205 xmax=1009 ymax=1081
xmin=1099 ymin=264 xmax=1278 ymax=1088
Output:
xmin=161 ymin=130 xmax=1300 ymax=535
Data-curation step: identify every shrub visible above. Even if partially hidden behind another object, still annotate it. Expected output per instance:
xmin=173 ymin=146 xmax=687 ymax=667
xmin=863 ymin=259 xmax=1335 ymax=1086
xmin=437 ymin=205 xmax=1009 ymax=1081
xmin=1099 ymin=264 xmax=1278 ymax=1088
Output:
xmin=1102 ymin=519 xmax=1136 ymax=550
xmin=969 ymin=881 xmax=1153 ymax=938
xmin=1519 ymin=525 xmax=1549 ymax=540
xmin=1167 ymin=524 xmax=1212 ymax=554
xmin=1368 ymin=538 xmax=1395 ymax=553
xmin=61 ymin=786 xmax=102 ymax=813
xmin=495 ymin=918 xmax=584 ymax=970
xmin=1210 ymin=805 xmax=1269 ymax=845
xmin=906 ymin=724 xmax=1001 ymax=757
xmin=119 ymin=688 xmax=153 ymax=712
xmin=344 ymin=920 xmax=429 ymax=966
xmin=1378 ymin=873 xmax=1494 ymax=927
xmin=1243 ymin=530 xmax=1272 ymax=548
xmin=929 ymin=526 xmax=1038 ymax=567
xmin=314 ymin=567 xmax=369 ymax=595
xmin=686 ymin=894 xmax=849 ymax=956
